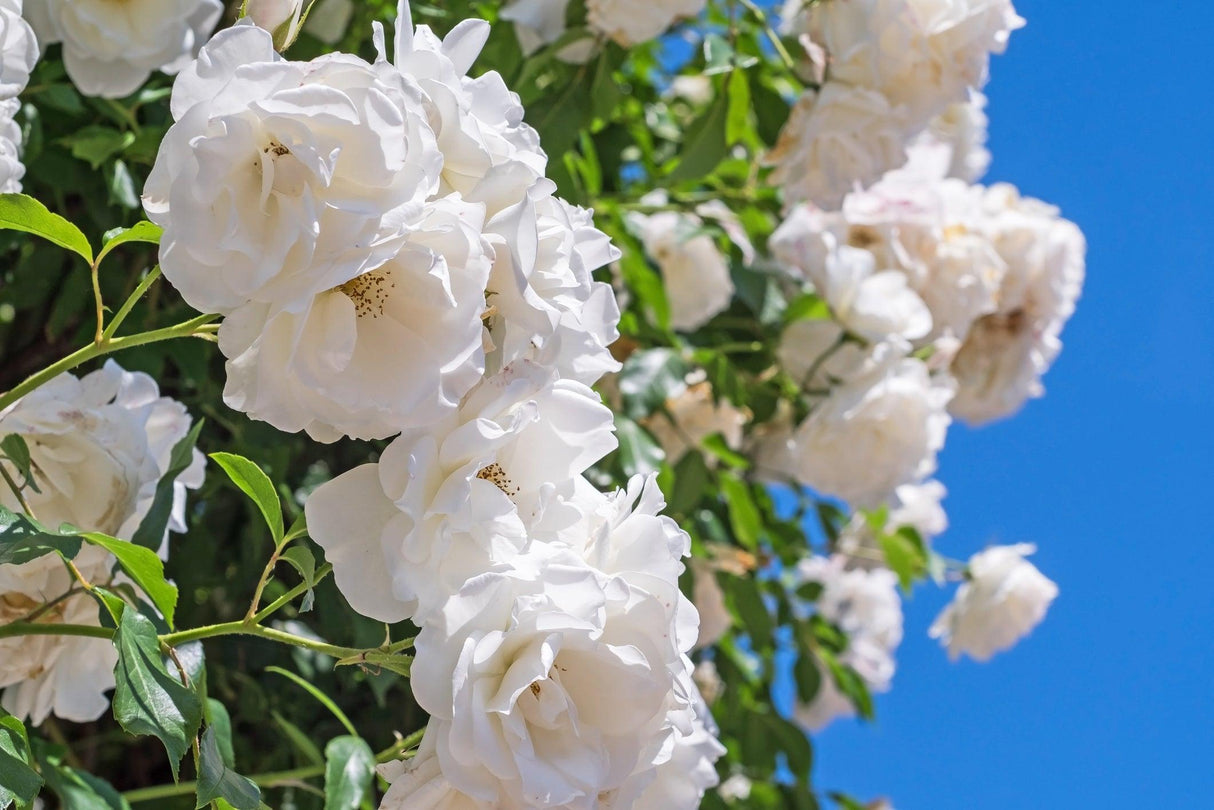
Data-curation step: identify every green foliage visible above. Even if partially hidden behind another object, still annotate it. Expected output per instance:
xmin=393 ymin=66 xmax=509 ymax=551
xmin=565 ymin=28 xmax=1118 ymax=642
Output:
xmin=322 ymin=737 xmax=375 ymax=810
xmin=209 ymin=453 xmax=286 ymax=545
xmin=0 ymin=193 xmax=93 ymax=264
xmin=0 ymin=712 xmax=41 ymax=809
xmin=130 ymin=420 xmax=204 ymax=551
xmin=111 ymin=610 xmax=204 ymax=779
xmin=196 ymin=726 xmax=260 ymax=810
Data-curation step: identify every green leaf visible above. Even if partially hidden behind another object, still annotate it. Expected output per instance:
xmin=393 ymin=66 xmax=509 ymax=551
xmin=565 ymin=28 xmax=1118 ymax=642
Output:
xmin=96 ymin=221 xmax=163 ymax=267
xmin=669 ymin=91 xmax=729 ymax=183
xmin=783 ymin=292 xmax=830 ymax=325
xmin=0 ymin=505 xmax=82 ymax=565
xmin=131 ymin=419 xmax=203 ymax=551
xmin=322 ymin=736 xmax=374 ymax=810
xmin=793 ymin=648 xmax=822 ymax=705
xmin=205 ymin=699 xmax=236 ymax=768
xmin=81 ymin=533 xmax=178 ymax=627
xmin=878 ymin=527 xmax=928 ymax=591
xmin=266 ymin=667 xmax=356 ymax=737
xmin=728 ymin=576 xmax=774 ymax=650
xmin=0 ymin=434 xmax=38 ymax=494
xmin=196 ymin=725 xmax=261 ymax=810
xmin=38 ymin=749 xmax=130 ymax=810
xmin=701 ymin=433 xmax=750 ymax=470
xmin=0 ymin=194 xmax=93 ymax=263
xmin=111 ymin=610 xmax=203 ymax=779
xmin=618 ymin=349 xmax=692 ymax=419
xmin=333 ymin=649 xmax=413 ymax=679
xmin=720 ymin=473 xmax=761 ymax=551
xmin=209 ymin=453 xmax=284 ymax=543
xmin=614 ymin=416 xmax=665 ymax=477
xmin=0 ymin=712 xmax=41 ymax=809
xmin=668 ymin=451 xmax=710 ymax=517
xmin=725 ymin=69 xmax=753 ymax=145
xmin=61 ymin=126 xmax=136 ymax=170
xmin=279 ymin=545 xmax=317 ymax=612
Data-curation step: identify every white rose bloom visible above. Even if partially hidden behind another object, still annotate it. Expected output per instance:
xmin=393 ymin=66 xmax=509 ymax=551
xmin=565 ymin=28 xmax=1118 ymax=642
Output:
xmin=485 ymin=182 xmax=622 ymax=385
xmin=772 ymin=209 xmax=933 ymax=342
xmin=0 ymin=98 xmax=24 ymax=193
xmin=767 ymin=83 xmax=912 ymax=210
xmin=500 ymin=0 xmax=576 ymax=56
xmin=922 ymin=90 xmax=991 ymax=181
xmin=0 ymin=361 xmax=203 ymax=724
xmin=628 ymin=209 xmax=734 ymax=331
xmin=387 ymin=6 xmax=548 ymax=216
xmin=305 ymin=361 xmax=617 ymax=623
xmin=587 ymin=0 xmax=706 ymax=46
xmin=837 ymin=480 xmax=948 ymax=569
xmin=930 ymin=543 xmax=1057 ymax=661
xmin=949 ymin=184 xmax=1085 ymax=423
xmin=776 ymin=319 xmax=867 ymax=392
xmin=218 ymin=196 xmax=493 ymax=441
xmin=627 ymin=686 xmax=723 ymax=810
xmin=24 ymin=0 xmax=222 ymax=99
xmin=410 ymin=545 xmax=695 ymax=809
xmin=144 ymin=24 xmax=442 ymax=316
xmin=693 ymin=659 xmax=722 ymax=704
xmin=643 ymin=373 xmax=748 ymax=465
xmin=782 ymin=0 xmax=1023 ymax=128
xmin=793 ymin=555 xmax=903 ymax=731
xmin=0 ymin=0 xmax=37 ymax=99
xmin=783 ymin=340 xmax=954 ymax=507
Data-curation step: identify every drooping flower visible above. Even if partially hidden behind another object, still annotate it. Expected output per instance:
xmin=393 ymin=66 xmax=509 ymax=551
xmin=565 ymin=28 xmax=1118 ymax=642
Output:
xmin=24 ymin=0 xmax=222 ymax=98
xmin=949 ymin=184 xmax=1085 ymax=423
xmin=930 ymin=543 xmax=1057 ymax=661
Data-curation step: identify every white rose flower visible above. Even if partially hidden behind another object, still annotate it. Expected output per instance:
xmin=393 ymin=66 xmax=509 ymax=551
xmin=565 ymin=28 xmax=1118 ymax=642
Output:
xmin=767 ymin=83 xmax=913 ymax=210
xmin=643 ymin=372 xmax=748 ymax=465
xmin=922 ymin=90 xmax=991 ymax=181
xmin=782 ymin=0 xmax=1023 ymax=128
xmin=949 ymin=184 xmax=1085 ymax=423
xmin=378 ymin=725 xmax=490 ymax=809
xmin=783 ymin=340 xmax=954 ymax=507
xmin=144 ymin=24 xmax=442 ymax=316
xmin=719 ymin=774 xmax=753 ymax=802
xmin=388 ymin=6 xmax=548 ymax=216
xmin=628 ymin=209 xmax=734 ymax=332
xmin=410 ymin=545 xmax=694 ymax=808
xmin=24 ymin=0 xmax=222 ymax=98
xmin=485 ymin=181 xmax=622 ymax=385
xmin=793 ymin=555 xmax=903 ymax=731
xmin=305 ymin=361 xmax=617 ymax=622
xmin=776 ymin=319 xmax=867 ymax=392
xmin=930 ymin=543 xmax=1057 ymax=661
xmin=0 ymin=587 xmax=118 ymax=725
xmin=0 ymin=0 xmax=37 ymax=99
xmin=627 ymin=685 xmax=724 ymax=810
xmin=772 ymin=208 xmax=933 ymax=342
xmin=500 ymin=0 xmax=577 ymax=56
xmin=218 ymin=196 xmax=493 ymax=441
xmin=0 ymin=98 xmax=24 ymax=193
xmin=0 ymin=361 xmax=203 ymax=724
xmin=587 ymin=0 xmax=706 ymax=46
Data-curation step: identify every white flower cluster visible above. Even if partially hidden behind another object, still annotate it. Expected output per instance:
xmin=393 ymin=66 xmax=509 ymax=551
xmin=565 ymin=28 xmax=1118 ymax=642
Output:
xmin=0 ymin=361 xmax=204 ymax=725
xmin=23 ymin=0 xmax=221 ymax=99
xmin=769 ymin=0 xmax=1023 ymax=207
xmin=0 ymin=0 xmax=36 ymax=192
xmin=139 ymin=2 xmax=721 ymax=806
xmin=792 ymin=555 xmax=903 ymax=731
xmin=502 ymin=0 xmax=706 ymax=60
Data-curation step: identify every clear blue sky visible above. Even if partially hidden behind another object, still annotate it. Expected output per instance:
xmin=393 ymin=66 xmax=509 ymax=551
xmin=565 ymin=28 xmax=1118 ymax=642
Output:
xmin=813 ymin=1 xmax=1214 ymax=806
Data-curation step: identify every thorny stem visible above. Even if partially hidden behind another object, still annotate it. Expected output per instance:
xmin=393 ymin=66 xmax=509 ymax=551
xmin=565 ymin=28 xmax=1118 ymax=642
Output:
xmin=0 ymin=462 xmax=34 ymax=518
xmin=102 ymin=265 xmax=162 ymax=340
xmin=251 ymin=563 xmax=333 ymax=624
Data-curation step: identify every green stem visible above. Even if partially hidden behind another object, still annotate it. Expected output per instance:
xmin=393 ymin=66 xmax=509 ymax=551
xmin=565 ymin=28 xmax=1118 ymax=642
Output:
xmin=738 ymin=0 xmax=798 ymax=71
xmin=0 ymin=313 xmax=218 ymax=412
xmin=89 ymin=261 xmax=105 ymax=345
xmin=123 ymin=728 xmax=426 ymax=803
xmin=0 ymin=463 xmax=34 ymax=518
xmin=159 ymin=621 xmax=364 ymax=660
xmin=251 ymin=563 xmax=332 ymax=624
xmin=0 ymin=622 xmax=114 ymax=641
xmin=102 ymin=266 xmax=162 ymax=340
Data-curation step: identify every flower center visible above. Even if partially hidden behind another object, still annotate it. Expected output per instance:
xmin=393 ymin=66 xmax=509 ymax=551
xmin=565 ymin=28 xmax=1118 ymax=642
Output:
xmin=337 ymin=272 xmax=394 ymax=319
xmin=475 ymin=463 xmax=519 ymax=498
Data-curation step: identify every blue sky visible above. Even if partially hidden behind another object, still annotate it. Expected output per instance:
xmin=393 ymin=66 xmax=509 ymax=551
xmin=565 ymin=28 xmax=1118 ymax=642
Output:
xmin=812 ymin=1 xmax=1214 ymax=806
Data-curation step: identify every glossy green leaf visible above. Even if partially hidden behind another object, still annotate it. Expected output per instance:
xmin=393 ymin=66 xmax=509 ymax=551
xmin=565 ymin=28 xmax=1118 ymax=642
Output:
xmin=878 ymin=527 xmax=928 ymax=591
xmin=0 ymin=712 xmax=41 ymax=809
xmin=669 ymin=91 xmax=729 ymax=182
xmin=0 ymin=435 xmax=38 ymax=494
xmin=205 ymin=699 xmax=236 ymax=768
xmin=720 ymin=473 xmax=761 ymax=551
xmin=111 ymin=610 xmax=203 ymax=779
xmin=279 ymin=545 xmax=317 ymax=612
xmin=96 ymin=221 xmax=163 ymax=267
xmin=39 ymin=755 xmax=130 ymax=810
xmin=322 ymin=736 xmax=374 ymax=810
xmin=81 ymin=532 xmax=178 ymax=627
xmin=618 ymin=349 xmax=692 ymax=418
xmin=196 ymin=725 xmax=260 ymax=810
xmin=0 ymin=194 xmax=93 ymax=263
xmin=0 ymin=505 xmax=82 ymax=566
xmin=209 ymin=453 xmax=284 ymax=543
xmin=614 ymin=416 xmax=665 ymax=477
